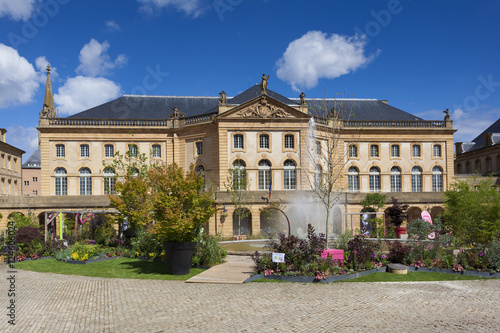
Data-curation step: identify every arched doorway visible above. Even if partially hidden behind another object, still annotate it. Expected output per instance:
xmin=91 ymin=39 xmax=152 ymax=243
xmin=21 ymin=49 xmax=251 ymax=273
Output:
xmin=407 ymin=207 xmax=422 ymax=223
xmin=260 ymin=208 xmax=286 ymax=237
xmin=430 ymin=206 xmax=444 ymax=220
xmin=233 ymin=208 xmax=251 ymax=235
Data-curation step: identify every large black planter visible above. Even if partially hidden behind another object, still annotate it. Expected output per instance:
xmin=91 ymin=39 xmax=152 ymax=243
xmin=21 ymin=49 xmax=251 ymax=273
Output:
xmin=162 ymin=241 xmax=197 ymax=275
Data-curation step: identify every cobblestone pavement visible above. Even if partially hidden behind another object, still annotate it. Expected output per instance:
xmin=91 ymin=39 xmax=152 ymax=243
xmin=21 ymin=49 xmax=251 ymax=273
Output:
xmin=1 ymin=265 xmax=499 ymax=332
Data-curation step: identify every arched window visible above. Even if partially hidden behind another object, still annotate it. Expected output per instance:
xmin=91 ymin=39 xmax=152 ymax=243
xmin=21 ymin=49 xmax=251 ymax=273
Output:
xmin=283 ymin=159 xmax=297 ymax=190
xmin=348 ymin=166 xmax=359 ymax=192
xmin=258 ymin=160 xmax=271 ymax=190
xmin=369 ymin=167 xmax=380 ymax=192
xmin=466 ymin=161 xmax=471 ymax=174
xmin=475 ymin=160 xmax=481 ymax=173
xmin=456 ymin=164 xmax=462 ymax=174
xmin=79 ymin=168 xmax=92 ymax=195
xmin=195 ymin=165 xmax=205 ymax=183
xmin=103 ymin=167 xmax=116 ymax=195
xmin=411 ymin=166 xmax=422 ymax=192
xmin=432 ymin=166 xmax=443 ymax=192
xmin=232 ymin=160 xmax=246 ymax=190
xmin=55 ymin=168 xmax=67 ymax=196
xmin=390 ymin=166 xmax=401 ymax=192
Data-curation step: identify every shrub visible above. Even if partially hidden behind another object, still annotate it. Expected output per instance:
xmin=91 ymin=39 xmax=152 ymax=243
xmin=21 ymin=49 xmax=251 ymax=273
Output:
xmin=192 ymin=234 xmax=227 ymax=267
xmin=130 ymin=227 xmax=162 ymax=257
xmin=70 ymin=243 xmax=102 ymax=261
xmin=347 ymin=235 xmax=379 ymax=265
xmin=485 ymin=240 xmax=500 ymax=271
xmin=386 ymin=240 xmax=413 ymax=264
xmin=331 ymin=231 xmax=351 ymax=251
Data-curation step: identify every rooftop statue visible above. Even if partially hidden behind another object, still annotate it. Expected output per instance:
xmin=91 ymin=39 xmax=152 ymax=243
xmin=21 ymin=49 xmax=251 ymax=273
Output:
xmin=219 ymin=90 xmax=227 ymax=104
xmin=260 ymin=74 xmax=269 ymax=95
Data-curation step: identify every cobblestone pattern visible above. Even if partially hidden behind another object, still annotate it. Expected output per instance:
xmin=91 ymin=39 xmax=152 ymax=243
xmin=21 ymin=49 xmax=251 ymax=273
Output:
xmin=1 ymin=266 xmax=499 ymax=332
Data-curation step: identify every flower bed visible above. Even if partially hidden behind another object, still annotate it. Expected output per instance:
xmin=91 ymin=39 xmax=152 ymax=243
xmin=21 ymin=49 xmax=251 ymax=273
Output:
xmin=246 ymin=267 xmax=387 ymax=283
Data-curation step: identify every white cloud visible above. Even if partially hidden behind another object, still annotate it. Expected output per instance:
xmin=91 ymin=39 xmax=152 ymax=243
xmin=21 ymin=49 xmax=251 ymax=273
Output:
xmin=76 ymin=39 xmax=127 ymax=77
xmin=137 ymin=0 xmax=206 ymax=18
xmin=54 ymin=76 xmax=122 ymax=115
xmin=6 ymin=125 xmax=38 ymax=156
xmin=0 ymin=43 xmax=39 ymax=108
xmin=276 ymin=31 xmax=377 ymax=92
xmin=0 ymin=0 xmax=37 ymax=21
xmin=106 ymin=20 xmax=120 ymax=31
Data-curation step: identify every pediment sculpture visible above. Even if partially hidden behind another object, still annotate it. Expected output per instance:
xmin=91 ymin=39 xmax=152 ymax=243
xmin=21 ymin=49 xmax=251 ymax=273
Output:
xmin=235 ymin=97 xmax=292 ymax=118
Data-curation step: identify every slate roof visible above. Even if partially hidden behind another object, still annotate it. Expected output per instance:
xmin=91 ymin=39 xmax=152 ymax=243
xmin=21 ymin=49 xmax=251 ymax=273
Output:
xmin=66 ymin=86 xmax=423 ymax=122
xmin=22 ymin=149 xmax=41 ymax=169
xmin=460 ymin=118 xmax=500 ymax=153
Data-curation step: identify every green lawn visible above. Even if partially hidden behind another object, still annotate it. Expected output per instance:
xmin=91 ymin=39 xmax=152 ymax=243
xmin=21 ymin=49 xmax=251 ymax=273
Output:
xmin=14 ymin=258 xmax=204 ymax=281
xmin=252 ymin=272 xmax=492 ymax=283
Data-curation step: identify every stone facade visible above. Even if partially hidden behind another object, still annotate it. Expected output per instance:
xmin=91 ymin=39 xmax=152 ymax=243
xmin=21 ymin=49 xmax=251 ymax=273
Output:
xmin=0 ymin=129 xmax=24 ymax=197
xmin=0 ymin=71 xmax=456 ymax=236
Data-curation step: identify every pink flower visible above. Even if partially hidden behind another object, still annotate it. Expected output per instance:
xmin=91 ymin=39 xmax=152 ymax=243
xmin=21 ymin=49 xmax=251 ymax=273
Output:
xmin=382 ymin=255 xmax=386 ymax=259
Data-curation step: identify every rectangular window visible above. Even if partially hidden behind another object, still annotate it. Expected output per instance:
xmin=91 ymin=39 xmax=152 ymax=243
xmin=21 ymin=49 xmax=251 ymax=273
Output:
xmin=259 ymin=134 xmax=269 ymax=149
xmin=80 ymin=144 xmax=89 ymax=158
xmin=56 ymin=144 xmax=65 ymax=157
xmin=234 ymin=134 xmax=244 ymax=149
xmin=315 ymin=141 xmax=321 ymax=155
xmin=129 ymin=145 xmax=138 ymax=158
xmin=105 ymin=144 xmax=114 ymax=158
xmin=104 ymin=177 xmax=116 ymax=195
xmin=433 ymin=145 xmax=442 ymax=157
xmin=370 ymin=145 xmax=379 ymax=157
xmin=33 ymin=177 xmax=38 ymax=182
xmin=24 ymin=181 xmax=29 ymax=186
xmin=33 ymin=190 xmax=37 ymax=196
xmin=284 ymin=134 xmax=294 ymax=149
xmin=412 ymin=145 xmax=421 ymax=157
xmin=391 ymin=145 xmax=400 ymax=157
xmin=349 ymin=145 xmax=357 ymax=158
xmin=152 ymin=145 xmax=161 ymax=158
xmin=196 ymin=141 xmax=203 ymax=156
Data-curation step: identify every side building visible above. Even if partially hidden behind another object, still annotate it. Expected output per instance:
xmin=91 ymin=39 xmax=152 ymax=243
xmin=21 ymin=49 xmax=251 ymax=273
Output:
xmin=0 ymin=128 xmax=25 ymax=197
xmin=455 ymin=118 xmax=500 ymax=184
xmin=34 ymin=70 xmax=455 ymax=237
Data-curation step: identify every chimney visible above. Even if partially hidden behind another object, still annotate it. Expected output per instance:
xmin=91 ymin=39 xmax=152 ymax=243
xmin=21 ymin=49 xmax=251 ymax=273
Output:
xmin=0 ymin=128 xmax=6 ymax=142
xmin=455 ymin=142 xmax=463 ymax=155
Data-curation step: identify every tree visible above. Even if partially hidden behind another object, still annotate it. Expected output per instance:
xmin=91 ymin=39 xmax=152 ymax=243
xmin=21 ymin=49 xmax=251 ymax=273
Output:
xmin=224 ymin=167 xmax=251 ymax=235
xmin=305 ymin=94 xmax=361 ymax=247
xmin=385 ymin=197 xmax=409 ymax=227
xmin=442 ymin=176 xmax=500 ymax=245
xmin=149 ymin=163 xmax=215 ymax=242
xmin=360 ymin=193 xmax=387 ymax=212
xmin=105 ymin=148 xmax=155 ymax=231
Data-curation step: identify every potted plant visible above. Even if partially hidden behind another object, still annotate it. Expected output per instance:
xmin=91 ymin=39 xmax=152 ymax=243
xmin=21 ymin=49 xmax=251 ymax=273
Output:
xmin=385 ymin=197 xmax=409 ymax=238
xmin=149 ymin=163 xmax=215 ymax=275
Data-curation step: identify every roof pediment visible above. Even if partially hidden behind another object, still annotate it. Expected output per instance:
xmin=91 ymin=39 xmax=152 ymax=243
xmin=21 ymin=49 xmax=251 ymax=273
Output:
xmin=218 ymin=95 xmax=307 ymax=120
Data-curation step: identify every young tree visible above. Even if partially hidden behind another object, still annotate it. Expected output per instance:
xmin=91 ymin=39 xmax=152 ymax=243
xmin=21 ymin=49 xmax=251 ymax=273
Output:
xmin=224 ymin=167 xmax=251 ymax=235
xmin=149 ymin=163 xmax=215 ymax=242
xmin=305 ymin=94 xmax=361 ymax=247
xmin=385 ymin=197 xmax=409 ymax=227
xmin=105 ymin=148 xmax=155 ymax=231
xmin=442 ymin=176 xmax=500 ymax=245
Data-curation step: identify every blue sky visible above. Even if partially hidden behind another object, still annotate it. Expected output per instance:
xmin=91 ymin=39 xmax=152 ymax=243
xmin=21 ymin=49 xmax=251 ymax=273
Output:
xmin=1 ymin=0 xmax=500 ymax=159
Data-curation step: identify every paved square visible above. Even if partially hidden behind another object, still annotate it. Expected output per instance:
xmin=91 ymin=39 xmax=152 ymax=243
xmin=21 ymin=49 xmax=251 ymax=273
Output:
xmin=1 ymin=263 xmax=499 ymax=332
